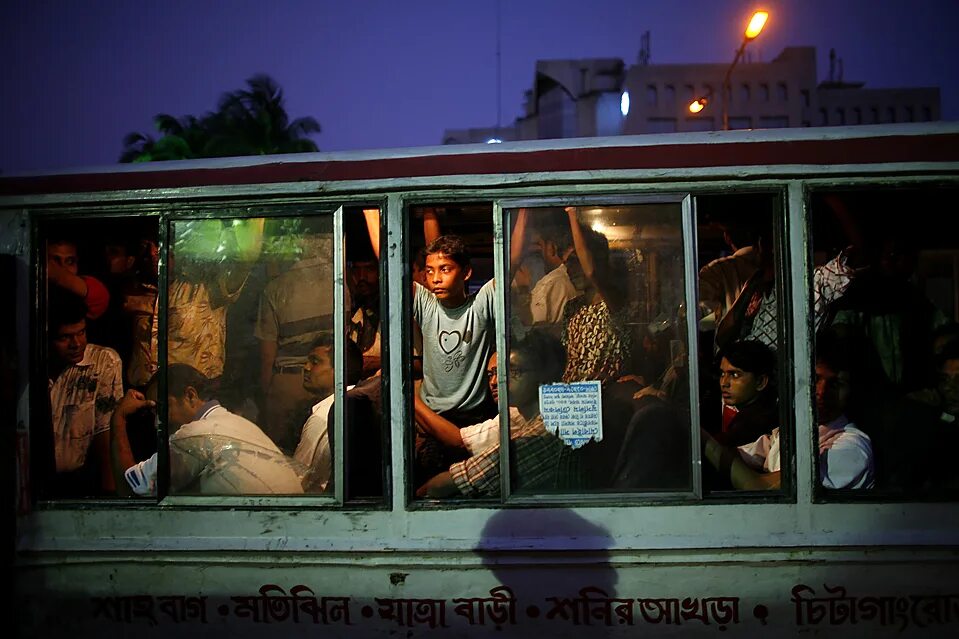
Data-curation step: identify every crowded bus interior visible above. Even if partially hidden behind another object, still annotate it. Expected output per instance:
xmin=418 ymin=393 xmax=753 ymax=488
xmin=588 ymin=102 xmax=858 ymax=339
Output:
xmin=32 ymin=183 xmax=959 ymax=505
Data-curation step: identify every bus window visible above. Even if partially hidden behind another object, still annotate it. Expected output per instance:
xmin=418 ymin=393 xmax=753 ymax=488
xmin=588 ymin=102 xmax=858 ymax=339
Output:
xmin=41 ymin=216 xmax=159 ymax=500
xmin=812 ymin=186 xmax=959 ymax=500
xmin=138 ymin=209 xmax=386 ymax=499
xmin=695 ymin=193 xmax=786 ymax=494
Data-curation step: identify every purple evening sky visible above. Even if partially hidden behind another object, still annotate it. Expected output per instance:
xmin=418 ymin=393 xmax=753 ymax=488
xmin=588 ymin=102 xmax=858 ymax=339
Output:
xmin=2 ymin=0 xmax=957 ymax=174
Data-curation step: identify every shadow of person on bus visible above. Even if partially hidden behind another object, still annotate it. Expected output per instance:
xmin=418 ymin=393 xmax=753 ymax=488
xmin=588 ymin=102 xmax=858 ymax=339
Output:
xmin=473 ymin=509 xmax=619 ymax=625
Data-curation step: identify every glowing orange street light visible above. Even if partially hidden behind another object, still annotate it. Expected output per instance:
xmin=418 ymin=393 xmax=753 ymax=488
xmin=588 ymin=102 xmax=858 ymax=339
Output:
xmin=688 ymin=97 xmax=708 ymax=114
xmin=690 ymin=10 xmax=770 ymax=129
xmin=744 ymin=11 xmax=769 ymax=40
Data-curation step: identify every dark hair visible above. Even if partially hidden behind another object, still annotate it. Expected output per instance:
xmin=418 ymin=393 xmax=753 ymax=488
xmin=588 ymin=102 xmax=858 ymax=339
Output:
xmin=815 ymin=330 xmax=851 ymax=375
xmin=166 ymin=364 xmax=213 ymax=400
xmin=308 ymin=334 xmax=365 ymax=385
xmin=720 ymin=340 xmax=776 ymax=383
xmin=537 ymin=218 xmax=573 ymax=254
xmin=580 ymin=225 xmax=610 ymax=266
xmin=46 ymin=234 xmax=78 ymax=250
xmin=48 ymin=291 xmax=87 ymax=332
xmin=425 ymin=235 xmax=470 ymax=270
xmin=513 ymin=329 xmax=566 ymax=384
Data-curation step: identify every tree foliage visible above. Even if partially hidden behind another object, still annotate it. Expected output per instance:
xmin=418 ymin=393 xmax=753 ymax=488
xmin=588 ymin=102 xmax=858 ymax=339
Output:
xmin=120 ymin=74 xmax=320 ymax=162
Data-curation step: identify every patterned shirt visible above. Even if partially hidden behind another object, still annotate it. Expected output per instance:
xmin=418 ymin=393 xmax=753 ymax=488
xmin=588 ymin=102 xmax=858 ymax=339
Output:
xmin=450 ymin=414 xmax=582 ymax=497
xmin=562 ymin=299 xmax=631 ymax=384
xmin=48 ymin=344 xmax=123 ymax=472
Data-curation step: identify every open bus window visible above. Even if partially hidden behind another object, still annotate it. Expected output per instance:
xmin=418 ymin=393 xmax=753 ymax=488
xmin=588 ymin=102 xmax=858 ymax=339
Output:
xmin=695 ymin=193 xmax=786 ymax=494
xmin=41 ymin=216 xmax=159 ymax=499
xmin=118 ymin=208 xmax=386 ymax=500
xmin=409 ymin=203 xmax=498 ymax=497
xmin=811 ymin=186 xmax=959 ymax=500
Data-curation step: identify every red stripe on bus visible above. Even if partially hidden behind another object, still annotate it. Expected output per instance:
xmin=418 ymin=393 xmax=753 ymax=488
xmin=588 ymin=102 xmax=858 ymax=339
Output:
xmin=2 ymin=134 xmax=957 ymax=196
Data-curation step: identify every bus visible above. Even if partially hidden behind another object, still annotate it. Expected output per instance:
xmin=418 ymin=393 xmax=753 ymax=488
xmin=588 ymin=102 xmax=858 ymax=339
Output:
xmin=6 ymin=122 xmax=959 ymax=637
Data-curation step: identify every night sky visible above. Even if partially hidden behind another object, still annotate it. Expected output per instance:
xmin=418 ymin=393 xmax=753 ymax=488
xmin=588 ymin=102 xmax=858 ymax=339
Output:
xmin=2 ymin=0 xmax=957 ymax=175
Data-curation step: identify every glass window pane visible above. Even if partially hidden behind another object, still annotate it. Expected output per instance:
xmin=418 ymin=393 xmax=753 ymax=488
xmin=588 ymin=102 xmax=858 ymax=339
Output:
xmin=505 ymin=204 xmax=694 ymax=495
xmin=812 ymin=187 xmax=959 ymax=499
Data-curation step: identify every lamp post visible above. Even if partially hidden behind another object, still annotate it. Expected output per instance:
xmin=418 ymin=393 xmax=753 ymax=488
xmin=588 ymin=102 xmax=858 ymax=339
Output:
xmin=689 ymin=10 xmax=769 ymax=130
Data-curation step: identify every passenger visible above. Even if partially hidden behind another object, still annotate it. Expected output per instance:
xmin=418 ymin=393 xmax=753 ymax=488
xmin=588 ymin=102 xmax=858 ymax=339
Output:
xmin=256 ymin=222 xmax=336 ymax=453
xmin=510 ymin=208 xmax=579 ymax=332
xmin=47 ymin=293 xmax=123 ymax=497
xmin=112 ymin=364 xmax=304 ymax=496
xmin=346 ymin=255 xmax=381 ymax=378
xmin=878 ymin=341 xmax=959 ymax=494
xmin=830 ymin=232 xmax=949 ymax=395
xmin=413 ymin=352 xmax=525 ymax=455
xmin=701 ymin=339 xmax=874 ymax=490
xmin=46 ymin=235 xmax=110 ymax=321
xmin=293 ymin=335 xmax=364 ymax=493
xmin=417 ymin=330 xmax=581 ymax=498
xmin=560 ymin=207 xmax=631 ymax=384
xmin=714 ymin=340 xmax=778 ymax=447
xmin=149 ymin=218 xmax=265 ymax=386
xmin=708 ymin=196 xmax=864 ymax=353
xmin=125 ymin=231 xmax=161 ymax=388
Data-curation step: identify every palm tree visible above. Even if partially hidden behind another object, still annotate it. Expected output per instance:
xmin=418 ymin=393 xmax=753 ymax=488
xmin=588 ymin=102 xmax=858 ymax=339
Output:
xmin=120 ymin=74 xmax=320 ymax=162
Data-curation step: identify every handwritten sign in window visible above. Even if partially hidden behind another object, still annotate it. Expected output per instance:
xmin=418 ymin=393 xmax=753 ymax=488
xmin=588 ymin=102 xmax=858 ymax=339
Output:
xmin=539 ymin=381 xmax=603 ymax=449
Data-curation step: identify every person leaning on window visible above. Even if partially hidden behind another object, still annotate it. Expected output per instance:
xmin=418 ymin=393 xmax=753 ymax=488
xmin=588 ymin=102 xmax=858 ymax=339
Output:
xmin=110 ymin=364 xmax=304 ymax=496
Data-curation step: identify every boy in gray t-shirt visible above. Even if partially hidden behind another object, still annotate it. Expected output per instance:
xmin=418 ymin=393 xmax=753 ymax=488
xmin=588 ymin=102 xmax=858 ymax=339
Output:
xmin=413 ymin=235 xmax=496 ymax=482
xmin=413 ymin=235 xmax=496 ymax=423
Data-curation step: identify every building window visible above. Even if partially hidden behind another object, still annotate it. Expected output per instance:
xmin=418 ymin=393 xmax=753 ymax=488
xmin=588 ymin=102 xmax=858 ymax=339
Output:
xmin=728 ymin=116 xmax=752 ymax=130
xmin=685 ymin=84 xmax=695 ymax=102
xmin=646 ymin=84 xmax=658 ymax=107
xmin=759 ymin=83 xmax=770 ymax=102
xmin=758 ymin=116 xmax=789 ymax=129
xmin=871 ymin=107 xmax=880 ymax=124
xmin=887 ymin=107 xmax=897 ymax=123
xmin=664 ymin=84 xmax=676 ymax=104
xmin=801 ymin=89 xmax=810 ymax=108
xmin=776 ymin=83 xmax=788 ymax=102
xmin=922 ymin=106 xmax=932 ymax=121
xmin=685 ymin=116 xmax=716 ymax=132
xmin=740 ymin=84 xmax=751 ymax=103
xmin=852 ymin=108 xmax=862 ymax=125
xmin=802 ymin=120 xmax=811 ymax=127
xmin=819 ymin=108 xmax=828 ymax=126
xmin=905 ymin=106 xmax=915 ymax=122
xmin=836 ymin=108 xmax=846 ymax=125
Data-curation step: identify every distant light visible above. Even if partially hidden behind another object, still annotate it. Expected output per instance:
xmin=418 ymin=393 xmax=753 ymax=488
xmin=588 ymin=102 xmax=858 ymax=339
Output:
xmin=620 ymin=91 xmax=630 ymax=117
xmin=688 ymin=97 xmax=708 ymax=114
xmin=592 ymin=221 xmax=608 ymax=234
xmin=486 ymin=138 xmax=503 ymax=144
xmin=744 ymin=11 xmax=769 ymax=40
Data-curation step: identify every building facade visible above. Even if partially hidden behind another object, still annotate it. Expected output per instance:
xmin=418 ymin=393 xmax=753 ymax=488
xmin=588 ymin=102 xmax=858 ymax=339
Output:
xmin=443 ymin=46 xmax=940 ymax=144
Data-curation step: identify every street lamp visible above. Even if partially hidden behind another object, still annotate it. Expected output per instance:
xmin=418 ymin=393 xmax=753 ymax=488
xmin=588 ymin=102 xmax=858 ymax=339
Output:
xmin=688 ymin=10 xmax=769 ymax=130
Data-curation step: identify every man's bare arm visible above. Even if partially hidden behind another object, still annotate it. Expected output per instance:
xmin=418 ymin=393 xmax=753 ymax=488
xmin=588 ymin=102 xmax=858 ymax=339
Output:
xmin=701 ymin=428 xmax=781 ymax=490
xmin=413 ymin=395 xmax=464 ymax=449
xmin=109 ymin=390 xmax=155 ymax=497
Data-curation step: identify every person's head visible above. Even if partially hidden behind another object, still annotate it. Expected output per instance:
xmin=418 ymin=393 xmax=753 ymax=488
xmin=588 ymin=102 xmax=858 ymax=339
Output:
xmin=348 ymin=259 xmax=379 ymax=303
xmin=47 ymin=238 xmax=79 ymax=275
xmin=935 ymin=341 xmax=959 ymax=414
xmin=508 ymin=330 xmax=566 ymax=410
xmin=163 ymin=364 xmax=214 ymax=429
xmin=49 ymin=294 xmax=88 ymax=366
xmin=485 ymin=352 xmax=500 ymax=404
xmin=815 ymin=338 xmax=852 ymax=423
xmin=103 ymin=239 xmax=137 ymax=275
xmin=718 ymin=340 xmax=775 ymax=407
xmin=533 ymin=221 xmax=573 ymax=271
xmin=412 ymin=247 xmax=429 ymax=288
xmin=302 ymin=335 xmax=364 ymax=396
xmin=424 ymin=235 xmax=472 ymax=306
